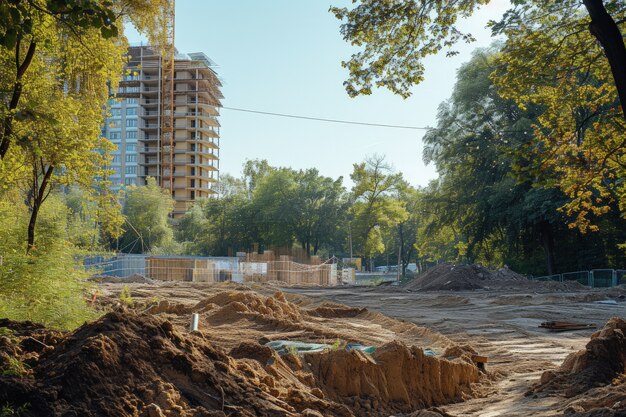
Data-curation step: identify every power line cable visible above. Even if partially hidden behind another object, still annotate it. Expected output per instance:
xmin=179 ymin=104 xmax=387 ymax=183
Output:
xmin=222 ymin=106 xmax=433 ymax=131
xmin=222 ymin=106 xmax=529 ymax=135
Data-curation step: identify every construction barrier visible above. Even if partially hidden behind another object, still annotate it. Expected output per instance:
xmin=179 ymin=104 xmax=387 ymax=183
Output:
xmin=84 ymin=253 xmax=338 ymax=286
xmin=532 ymin=268 xmax=625 ymax=288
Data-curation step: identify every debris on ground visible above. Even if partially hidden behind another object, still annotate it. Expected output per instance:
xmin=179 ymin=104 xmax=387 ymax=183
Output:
xmin=539 ymin=321 xmax=597 ymax=332
xmin=266 ymin=340 xmax=331 ymax=355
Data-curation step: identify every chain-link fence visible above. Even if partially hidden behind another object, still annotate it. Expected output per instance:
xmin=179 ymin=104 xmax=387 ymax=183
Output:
xmin=532 ymin=268 xmax=625 ymax=288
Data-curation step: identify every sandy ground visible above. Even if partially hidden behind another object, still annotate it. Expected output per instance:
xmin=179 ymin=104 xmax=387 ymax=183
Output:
xmin=95 ymin=281 xmax=626 ymax=416
xmin=279 ymin=285 xmax=626 ymax=416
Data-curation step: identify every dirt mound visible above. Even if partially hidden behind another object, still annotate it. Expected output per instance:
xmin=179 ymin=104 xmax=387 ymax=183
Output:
xmin=195 ymin=291 xmax=304 ymax=327
xmin=491 ymin=267 xmax=528 ymax=281
xmin=529 ymin=317 xmax=626 ymax=416
xmin=404 ymin=263 xmax=496 ymax=291
xmin=307 ymin=340 xmax=478 ymax=415
xmin=308 ymin=303 xmax=367 ymax=318
xmin=0 ymin=311 xmax=354 ymax=417
xmin=0 ymin=310 xmax=484 ymax=417
xmin=403 ymin=263 xmax=594 ymax=292
xmin=145 ymin=299 xmax=191 ymax=315
xmin=534 ymin=317 xmax=626 ymax=397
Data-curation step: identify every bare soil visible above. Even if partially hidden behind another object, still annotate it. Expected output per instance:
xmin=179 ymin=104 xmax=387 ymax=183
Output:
xmin=1 ymin=277 xmax=624 ymax=416
xmin=285 ymin=283 xmax=626 ymax=416
xmin=0 ymin=284 xmax=480 ymax=417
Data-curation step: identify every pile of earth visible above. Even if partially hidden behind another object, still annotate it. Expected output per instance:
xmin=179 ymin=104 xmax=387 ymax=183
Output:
xmin=403 ymin=263 xmax=524 ymax=291
xmin=530 ymin=317 xmax=626 ymax=416
xmin=403 ymin=263 xmax=587 ymax=292
xmin=0 ymin=309 xmax=480 ymax=417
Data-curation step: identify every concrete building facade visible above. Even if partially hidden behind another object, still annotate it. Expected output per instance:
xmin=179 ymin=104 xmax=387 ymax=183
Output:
xmin=104 ymin=45 xmax=223 ymax=216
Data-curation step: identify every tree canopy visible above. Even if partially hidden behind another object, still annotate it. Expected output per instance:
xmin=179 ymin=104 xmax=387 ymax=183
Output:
xmin=331 ymin=1 xmax=626 ymax=118
xmin=0 ymin=0 xmax=172 ymax=250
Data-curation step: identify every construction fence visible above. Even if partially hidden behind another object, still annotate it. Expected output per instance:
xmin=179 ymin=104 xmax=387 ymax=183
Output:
xmin=531 ymin=269 xmax=626 ymax=288
xmin=84 ymin=253 xmax=340 ymax=286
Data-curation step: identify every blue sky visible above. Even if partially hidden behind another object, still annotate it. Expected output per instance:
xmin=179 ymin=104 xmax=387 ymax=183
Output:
xmin=128 ymin=1 xmax=510 ymax=187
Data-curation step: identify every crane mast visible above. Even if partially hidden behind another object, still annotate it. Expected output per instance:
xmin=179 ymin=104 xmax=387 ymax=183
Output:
xmin=160 ymin=0 xmax=175 ymax=196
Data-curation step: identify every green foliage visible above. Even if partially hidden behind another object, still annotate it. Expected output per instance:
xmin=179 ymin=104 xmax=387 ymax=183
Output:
xmin=119 ymin=286 xmax=134 ymax=307
xmin=0 ymin=403 xmax=29 ymax=417
xmin=491 ymin=1 xmax=626 ymax=232
xmin=0 ymin=0 xmax=118 ymax=50
xmin=418 ymin=46 xmax=626 ymax=274
xmin=252 ymin=168 xmax=347 ymax=255
xmin=332 ymin=0 xmax=626 ymax=235
xmin=0 ymin=354 xmax=26 ymax=377
xmin=0 ymin=0 xmax=175 ymax=251
xmin=329 ymin=339 xmax=342 ymax=351
xmin=119 ymin=177 xmax=175 ymax=254
xmin=350 ymin=155 xmax=408 ymax=264
xmin=330 ymin=0 xmax=487 ymax=97
xmin=0 ymin=327 xmax=25 ymax=378
xmin=176 ymin=165 xmax=347 ymax=257
xmin=0 ymin=194 xmax=97 ymax=329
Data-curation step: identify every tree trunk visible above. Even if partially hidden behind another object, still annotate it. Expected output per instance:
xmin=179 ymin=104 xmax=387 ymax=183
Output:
xmin=0 ymin=40 xmax=37 ymax=159
xmin=583 ymin=0 xmax=626 ymax=120
xmin=539 ymin=221 xmax=557 ymax=275
xmin=27 ymin=202 xmax=40 ymax=251
xmin=27 ymin=165 xmax=55 ymax=252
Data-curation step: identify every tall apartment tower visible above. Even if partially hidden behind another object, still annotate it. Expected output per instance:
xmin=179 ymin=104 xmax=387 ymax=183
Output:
xmin=104 ymin=45 xmax=223 ymax=217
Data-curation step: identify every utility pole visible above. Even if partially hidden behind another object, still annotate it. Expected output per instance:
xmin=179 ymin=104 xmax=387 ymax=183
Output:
xmin=348 ymin=222 xmax=353 ymax=266
xmin=397 ymin=241 xmax=401 ymax=282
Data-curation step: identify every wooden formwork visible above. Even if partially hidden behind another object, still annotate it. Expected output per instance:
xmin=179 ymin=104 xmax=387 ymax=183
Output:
xmin=239 ymin=259 xmax=337 ymax=286
xmin=191 ymin=260 xmax=215 ymax=283
xmin=146 ymin=257 xmax=216 ymax=282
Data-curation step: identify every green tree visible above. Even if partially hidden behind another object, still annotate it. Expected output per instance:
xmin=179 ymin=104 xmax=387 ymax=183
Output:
xmin=420 ymin=47 xmax=626 ymax=274
xmin=242 ymin=158 xmax=274 ymax=197
xmin=176 ymin=174 xmax=258 ymax=256
xmin=491 ymin=3 xmax=626 ymax=232
xmin=349 ymin=155 xmax=408 ymax=270
xmin=0 ymin=191 xmax=97 ymax=329
xmin=250 ymin=167 xmax=347 ymax=255
xmin=63 ymin=188 xmax=101 ymax=250
xmin=291 ymin=169 xmax=347 ymax=256
xmin=252 ymin=168 xmax=299 ymax=248
xmin=119 ymin=177 xmax=175 ymax=254
xmin=0 ymin=0 xmax=173 ymax=250
xmin=177 ymin=165 xmax=348 ymax=258
xmin=331 ymin=1 xmax=626 ymax=119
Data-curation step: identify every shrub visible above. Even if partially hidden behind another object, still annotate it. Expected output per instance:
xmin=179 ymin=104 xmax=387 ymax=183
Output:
xmin=0 ymin=194 xmax=98 ymax=329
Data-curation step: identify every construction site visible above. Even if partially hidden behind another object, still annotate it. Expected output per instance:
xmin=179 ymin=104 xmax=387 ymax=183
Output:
xmin=1 ymin=263 xmax=626 ymax=416
xmin=1 ymin=1 xmax=626 ymax=417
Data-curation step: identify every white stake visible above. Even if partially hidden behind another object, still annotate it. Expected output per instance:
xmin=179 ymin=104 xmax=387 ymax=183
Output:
xmin=190 ymin=313 xmax=199 ymax=332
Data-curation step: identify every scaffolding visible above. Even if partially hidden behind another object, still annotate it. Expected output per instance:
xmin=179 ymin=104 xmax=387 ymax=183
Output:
xmin=112 ymin=0 xmax=224 ymax=216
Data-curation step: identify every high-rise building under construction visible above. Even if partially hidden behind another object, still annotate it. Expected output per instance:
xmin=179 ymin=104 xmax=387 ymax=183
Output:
xmin=103 ymin=45 xmax=223 ymax=217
